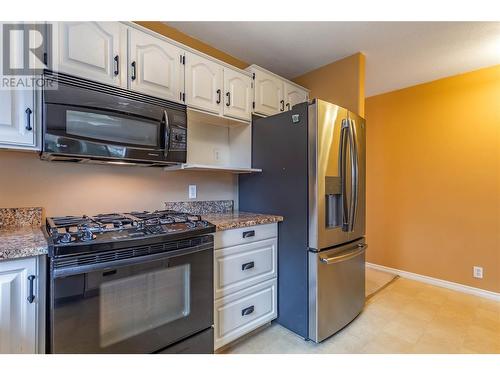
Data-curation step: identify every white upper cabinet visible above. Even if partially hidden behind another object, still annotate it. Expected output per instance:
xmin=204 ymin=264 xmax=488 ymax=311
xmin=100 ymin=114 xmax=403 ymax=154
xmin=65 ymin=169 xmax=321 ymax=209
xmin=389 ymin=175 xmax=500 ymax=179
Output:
xmin=253 ymin=69 xmax=284 ymax=116
xmin=285 ymin=82 xmax=309 ymax=111
xmin=52 ymin=22 xmax=127 ymax=86
xmin=0 ymin=90 xmax=35 ymax=149
xmin=0 ymin=23 xmax=37 ymax=150
xmin=223 ymin=68 xmax=252 ymax=121
xmin=128 ymin=28 xmax=185 ymax=102
xmin=185 ymin=52 xmax=223 ymax=114
xmin=0 ymin=257 xmax=38 ymax=354
xmin=247 ymin=65 xmax=309 ymax=117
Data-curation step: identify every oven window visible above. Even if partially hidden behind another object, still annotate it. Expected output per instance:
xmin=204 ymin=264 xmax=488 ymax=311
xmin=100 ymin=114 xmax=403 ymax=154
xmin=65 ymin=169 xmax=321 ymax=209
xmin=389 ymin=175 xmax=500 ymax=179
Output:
xmin=99 ymin=264 xmax=190 ymax=348
xmin=66 ymin=110 xmax=159 ymax=147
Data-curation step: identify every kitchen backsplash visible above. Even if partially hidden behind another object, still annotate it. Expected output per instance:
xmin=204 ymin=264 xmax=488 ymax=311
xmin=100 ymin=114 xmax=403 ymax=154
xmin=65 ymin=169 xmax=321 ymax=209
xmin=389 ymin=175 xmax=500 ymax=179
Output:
xmin=0 ymin=207 xmax=42 ymax=229
xmin=164 ymin=200 xmax=234 ymax=214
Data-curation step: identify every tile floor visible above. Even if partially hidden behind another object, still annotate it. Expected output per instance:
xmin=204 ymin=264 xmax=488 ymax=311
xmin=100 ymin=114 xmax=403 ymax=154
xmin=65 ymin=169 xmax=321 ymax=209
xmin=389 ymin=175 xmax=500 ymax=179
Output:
xmin=221 ymin=275 xmax=500 ymax=354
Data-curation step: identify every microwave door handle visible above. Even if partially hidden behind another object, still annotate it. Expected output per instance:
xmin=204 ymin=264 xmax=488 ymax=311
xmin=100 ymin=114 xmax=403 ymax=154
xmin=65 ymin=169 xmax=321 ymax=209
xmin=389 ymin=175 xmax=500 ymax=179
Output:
xmin=163 ymin=110 xmax=170 ymax=157
xmin=348 ymin=119 xmax=359 ymax=232
xmin=339 ymin=119 xmax=349 ymax=231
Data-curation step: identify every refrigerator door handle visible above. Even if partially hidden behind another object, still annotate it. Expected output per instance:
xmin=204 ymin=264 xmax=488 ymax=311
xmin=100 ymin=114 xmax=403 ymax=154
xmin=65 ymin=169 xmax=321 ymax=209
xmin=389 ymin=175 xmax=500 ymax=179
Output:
xmin=348 ymin=118 xmax=359 ymax=232
xmin=339 ymin=119 xmax=350 ymax=231
xmin=319 ymin=243 xmax=367 ymax=264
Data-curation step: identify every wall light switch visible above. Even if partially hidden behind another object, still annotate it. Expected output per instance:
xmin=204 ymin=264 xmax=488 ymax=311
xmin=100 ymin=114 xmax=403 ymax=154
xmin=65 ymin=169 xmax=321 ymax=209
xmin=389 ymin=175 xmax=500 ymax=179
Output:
xmin=473 ymin=266 xmax=483 ymax=279
xmin=188 ymin=185 xmax=197 ymax=199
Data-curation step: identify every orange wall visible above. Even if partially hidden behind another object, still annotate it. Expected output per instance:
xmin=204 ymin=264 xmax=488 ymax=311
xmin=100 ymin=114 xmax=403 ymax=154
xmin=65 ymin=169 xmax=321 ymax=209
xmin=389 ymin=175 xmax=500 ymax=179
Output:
xmin=365 ymin=65 xmax=500 ymax=292
xmin=293 ymin=53 xmax=366 ymax=116
xmin=135 ymin=22 xmax=249 ymax=69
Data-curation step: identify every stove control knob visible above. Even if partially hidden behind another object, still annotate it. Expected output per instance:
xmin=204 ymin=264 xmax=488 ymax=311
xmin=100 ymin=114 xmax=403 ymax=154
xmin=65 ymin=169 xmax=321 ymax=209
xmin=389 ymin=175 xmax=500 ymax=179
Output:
xmin=80 ymin=229 xmax=94 ymax=242
xmin=59 ymin=233 xmax=72 ymax=243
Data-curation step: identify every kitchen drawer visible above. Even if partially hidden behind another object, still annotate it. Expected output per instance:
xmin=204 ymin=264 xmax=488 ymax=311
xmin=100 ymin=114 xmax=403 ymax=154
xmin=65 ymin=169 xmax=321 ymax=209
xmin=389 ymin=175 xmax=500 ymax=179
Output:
xmin=214 ymin=278 xmax=277 ymax=350
xmin=214 ymin=238 xmax=277 ymax=299
xmin=214 ymin=223 xmax=277 ymax=250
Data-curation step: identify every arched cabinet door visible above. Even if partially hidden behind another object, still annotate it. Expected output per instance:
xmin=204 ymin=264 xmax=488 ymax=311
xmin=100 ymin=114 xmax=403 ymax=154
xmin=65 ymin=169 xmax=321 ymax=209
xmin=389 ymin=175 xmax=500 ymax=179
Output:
xmin=128 ymin=28 xmax=185 ymax=103
xmin=285 ymin=82 xmax=309 ymax=110
xmin=223 ymin=68 xmax=252 ymax=121
xmin=184 ymin=51 xmax=223 ymax=114
xmin=253 ymin=69 xmax=284 ymax=116
xmin=51 ymin=22 xmax=127 ymax=87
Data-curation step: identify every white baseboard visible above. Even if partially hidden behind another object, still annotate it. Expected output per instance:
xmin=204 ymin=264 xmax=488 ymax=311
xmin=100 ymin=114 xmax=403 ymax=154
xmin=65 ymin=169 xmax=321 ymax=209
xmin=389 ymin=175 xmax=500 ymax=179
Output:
xmin=366 ymin=262 xmax=500 ymax=302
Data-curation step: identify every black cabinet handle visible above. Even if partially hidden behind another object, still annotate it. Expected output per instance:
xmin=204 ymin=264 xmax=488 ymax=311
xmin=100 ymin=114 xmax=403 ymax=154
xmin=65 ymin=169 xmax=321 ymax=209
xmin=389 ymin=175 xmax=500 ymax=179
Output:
xmin=241 ymin=305 xmax=254 ymax=316
xmin=114 ymin=55 xmax=119 ymax=76
xmin=241 ymin=261 xmax=255 ymax=271
xmin=286 ymin=103 xmax=290 ymax=111
xmin=25 ymin=108 xmax=32 ymax=131
xmin=216 ymin=89 xmax=221 ymax=104
xmin=131 ymin=61 xmax=136 ymax=81
xmin=226 ymin=92 xmax=231 ymax=107
xmin=27 ymin=275 xmax=35 ymax=303
xmin=242 ymin=230 xmax=255 ymax=238
xmin=280 ymin=100 xmax=285 ymax=111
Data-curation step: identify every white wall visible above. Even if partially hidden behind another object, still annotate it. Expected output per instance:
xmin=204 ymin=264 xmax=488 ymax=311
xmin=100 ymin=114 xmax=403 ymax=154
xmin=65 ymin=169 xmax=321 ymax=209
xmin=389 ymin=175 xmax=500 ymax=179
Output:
xmin=0 ymin=150 xmax=237 ymax=217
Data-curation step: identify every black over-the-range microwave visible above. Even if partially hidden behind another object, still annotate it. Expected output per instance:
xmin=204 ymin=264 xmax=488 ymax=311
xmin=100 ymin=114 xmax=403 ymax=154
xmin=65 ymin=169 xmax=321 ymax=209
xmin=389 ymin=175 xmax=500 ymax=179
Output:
xmin=41 ymin=71 xmax=187 ymax=166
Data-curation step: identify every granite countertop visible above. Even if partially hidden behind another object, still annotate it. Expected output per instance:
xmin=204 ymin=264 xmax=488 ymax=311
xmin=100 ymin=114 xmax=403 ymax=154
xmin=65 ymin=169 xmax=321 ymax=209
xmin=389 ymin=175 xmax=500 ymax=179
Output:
xmin=0 ymin=226 xmax=48 ymax=261
xmin=201 ymin=211 xmax=283 ymax=231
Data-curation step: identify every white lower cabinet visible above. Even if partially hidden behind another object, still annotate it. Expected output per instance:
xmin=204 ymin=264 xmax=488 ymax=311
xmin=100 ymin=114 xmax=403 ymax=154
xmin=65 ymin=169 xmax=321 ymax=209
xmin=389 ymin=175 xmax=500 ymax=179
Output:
xmin=0 ymin=256 xmax=40 ymax=354
xmin=214 ymin=279 xmax=277 ymax=350
xmin=213 ymin=223 xmax=278 ymax=350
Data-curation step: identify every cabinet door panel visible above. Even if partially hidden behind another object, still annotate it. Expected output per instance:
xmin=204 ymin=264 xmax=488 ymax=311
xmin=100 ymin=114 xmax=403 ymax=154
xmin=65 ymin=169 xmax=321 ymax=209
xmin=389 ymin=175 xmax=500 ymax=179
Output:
xmin=52 ymin=22 xmax=126 ymax=86
xmin=285 ymin=82 xmax=308 ymax=110
xmin=0 ymin=23 xmax=36 ymax=149
xmin=0 ymin=257 xmax=37 ymax=354
xmin=253 ymin=70 xmax=284 ymax=116
xmin=128 ymin=28 xmax=184 ymax=102
xmin=223 ymin=68 xmax=252 ymax=121
xmin=185 ymin=52 xmax=222 ymax=114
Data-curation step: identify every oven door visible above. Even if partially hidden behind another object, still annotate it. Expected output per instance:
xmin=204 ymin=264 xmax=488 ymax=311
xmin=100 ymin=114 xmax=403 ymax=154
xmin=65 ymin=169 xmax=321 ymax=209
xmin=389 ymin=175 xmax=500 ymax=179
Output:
xmin=42 ymin=72 xmax=187 ymax=164
xmin=49 ymin=237 xmax=213 ymax=353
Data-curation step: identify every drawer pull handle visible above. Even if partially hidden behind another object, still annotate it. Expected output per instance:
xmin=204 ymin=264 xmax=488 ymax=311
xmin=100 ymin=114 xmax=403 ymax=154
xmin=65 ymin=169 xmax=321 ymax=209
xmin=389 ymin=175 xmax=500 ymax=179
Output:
xmin=241 ymin=305 xmax=255 ymax=316
xmin=241 ymin=261 xmax=255 ymax=271
xmin=27 ymin=275 xmax=35 ymax=304
xmin=242 ymin=230 xmax=255 ymax=238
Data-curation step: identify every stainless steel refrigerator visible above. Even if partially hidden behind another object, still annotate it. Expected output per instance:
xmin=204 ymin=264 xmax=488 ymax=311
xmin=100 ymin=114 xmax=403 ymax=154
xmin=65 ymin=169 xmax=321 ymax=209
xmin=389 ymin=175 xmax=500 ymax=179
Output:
xmin=239 ymin=99 xmax=366 ymax=343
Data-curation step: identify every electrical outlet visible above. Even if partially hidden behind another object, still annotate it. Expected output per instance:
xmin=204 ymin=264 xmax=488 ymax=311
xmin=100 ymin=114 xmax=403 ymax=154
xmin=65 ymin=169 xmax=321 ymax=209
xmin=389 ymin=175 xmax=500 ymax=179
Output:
xmin=188 ymin=185 xmax=197 ymax=199
xmin=473 ymin=266 xmax=483 ymax=279
xmin=213 ymin=148 xmax=221 ymax=162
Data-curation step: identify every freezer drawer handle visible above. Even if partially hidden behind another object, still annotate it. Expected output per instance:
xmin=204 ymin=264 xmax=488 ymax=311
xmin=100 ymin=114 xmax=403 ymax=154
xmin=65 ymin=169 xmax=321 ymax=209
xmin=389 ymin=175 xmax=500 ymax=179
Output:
xmin=241 ymin=305 xmax=255 ymax=316
xmin=242 ymin=230 xmax=255 ymax=238
xmin=320 ymin=244 xmax=367 ymax=265
xmin=241 ymin=261 xmax=255 ymax=271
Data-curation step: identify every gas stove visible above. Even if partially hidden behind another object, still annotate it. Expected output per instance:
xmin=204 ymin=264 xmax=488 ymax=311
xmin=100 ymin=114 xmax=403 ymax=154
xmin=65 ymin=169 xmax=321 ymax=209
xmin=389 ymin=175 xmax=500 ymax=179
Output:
xmin=45 ymin=210 xmax=215 ymax=257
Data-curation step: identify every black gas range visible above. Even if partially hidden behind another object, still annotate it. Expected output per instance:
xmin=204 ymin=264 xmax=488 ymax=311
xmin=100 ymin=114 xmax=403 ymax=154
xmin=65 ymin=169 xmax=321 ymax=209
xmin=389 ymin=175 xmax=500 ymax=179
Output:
xmin=45 ymin=210 xmax=215 ymax=354
xmin=46 ymin=210 xmax=215 ymax=257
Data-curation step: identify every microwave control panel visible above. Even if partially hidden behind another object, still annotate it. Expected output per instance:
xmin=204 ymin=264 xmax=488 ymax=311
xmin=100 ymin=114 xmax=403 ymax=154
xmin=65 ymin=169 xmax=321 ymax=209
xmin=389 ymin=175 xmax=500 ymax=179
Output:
xmin=170 ymin=126 xmax=187 ymax=151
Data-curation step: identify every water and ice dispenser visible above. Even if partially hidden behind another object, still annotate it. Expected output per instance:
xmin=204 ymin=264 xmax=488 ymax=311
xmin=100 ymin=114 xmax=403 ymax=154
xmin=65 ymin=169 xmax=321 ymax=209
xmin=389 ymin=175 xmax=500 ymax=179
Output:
xmin=325 ymin=176 xmax=343 ymax=228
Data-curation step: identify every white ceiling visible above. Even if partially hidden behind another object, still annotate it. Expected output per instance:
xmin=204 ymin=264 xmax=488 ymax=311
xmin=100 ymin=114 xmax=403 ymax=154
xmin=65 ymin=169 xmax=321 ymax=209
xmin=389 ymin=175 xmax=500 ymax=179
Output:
xmin=166 ymin=22 xmax=500 ymax=96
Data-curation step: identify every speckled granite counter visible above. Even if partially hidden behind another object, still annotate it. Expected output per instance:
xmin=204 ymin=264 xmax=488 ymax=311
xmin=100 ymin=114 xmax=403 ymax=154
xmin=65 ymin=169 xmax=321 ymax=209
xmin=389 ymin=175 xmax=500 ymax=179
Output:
xmin=0 ymin=207 xmax=47 ymax=261
xmin=201 ymin=211 xmax=283 ymax=231
xmin=0 ymin=226 xmax=48 ymax=261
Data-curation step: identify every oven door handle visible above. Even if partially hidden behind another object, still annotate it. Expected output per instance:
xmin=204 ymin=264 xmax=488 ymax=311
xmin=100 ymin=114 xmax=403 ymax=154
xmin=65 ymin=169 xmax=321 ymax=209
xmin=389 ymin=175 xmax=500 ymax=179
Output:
xmin=52 ymin=241 xmax=212 ymax=278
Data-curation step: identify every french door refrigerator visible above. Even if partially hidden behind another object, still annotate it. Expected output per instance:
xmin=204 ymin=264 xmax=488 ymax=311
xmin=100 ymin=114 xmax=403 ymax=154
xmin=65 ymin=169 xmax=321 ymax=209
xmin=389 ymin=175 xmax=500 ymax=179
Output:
xmin=239 ymin=99 xmax=366 ymax=342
